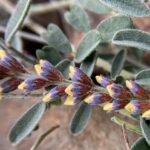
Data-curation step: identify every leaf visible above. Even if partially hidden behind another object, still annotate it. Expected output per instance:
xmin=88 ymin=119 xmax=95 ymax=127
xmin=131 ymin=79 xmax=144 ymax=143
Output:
xmin=5 ymin=0 xmax=31 ymax=44
xmin=65 ymin=5 xmax=91 ymax=32
xmin=42 ymin=24 xmax=72 ymax=54
xmin=99 ymin=0 xmax=150 ymax=17
xmin=113 ymin=29 xmax=150 ymax=51
xmin=70 ymin=102 xmax=92 ymax=135
xmin=76 ymin=0 xmax=111 ymax=14
xmin=131 ymin=137 xmax=150 ymax=150
xmin=97 ymin=15 xmax=133 ymax=42
xmin=76 ymin=30 xmax=101 ymax=63
xmin=42 ymin=46 xmax=62 ymax=65
xmin=9 ymin=102 xmax=46 ymax=145
xmin=36 ymin=50 xmax=45 ymax=60
xmin=80 ymin=51 xmax=97 ymax=77
xmin=111 ymin=116 xmax=142 ymax=135
xmin=56 ymin=59 xmax=73 ymax=79
xmin=140 ymin=117 xmax=150 ymax=145
xmin=111 ymin=49 xmax=127 ymax=79
xmin=135 ymin=69 xmax=150 ymax=85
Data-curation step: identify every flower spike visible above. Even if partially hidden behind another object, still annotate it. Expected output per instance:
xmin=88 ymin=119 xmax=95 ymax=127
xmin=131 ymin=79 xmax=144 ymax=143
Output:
xmin=35 ymin=60 xmax=64 ymax=81
xmin=43 ymin=85 xmax=66 ymax=102
xmin=84 ymin=92 xmax=111 ymax=105
xmin=126 ymin=80 xmax=149 ymax=99
xmin=18 ymin=78 xmax=47 ymax=92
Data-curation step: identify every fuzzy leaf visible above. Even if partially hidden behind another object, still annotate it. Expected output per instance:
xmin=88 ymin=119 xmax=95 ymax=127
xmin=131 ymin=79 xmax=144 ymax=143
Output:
xmin=42 ymin=46 xmax=62 ymax=65
xmin=135 ymin=69 xmax=150 ymax=85
xmin=131 ymin=137 xmax=150 ymax=150
xmin=42 ymin=24 xmax=72 ymax=54
xmin=76 ymin=30 xmax=101 ymax=63
xmin=113 ymin=29 xmax=150 ymax=51
xmin=56 ymin=59 xmax=73 ymax=79
xmin=36 ymin=50 xmax=45 ymax=60
xmin=99 ymin=0 xmax=150 ymax=17
xmin=65 ymin=5 xmax=91 ymax=32
xmin=97 ymin=15 xmax=133 ymax=42
xmin=111 ymin=49 xmax=127 ymax=79
xmin=36 ymin=47 xmax=62 ymax=65
xmin=5 ymin=0 xmax=31 ymax=44
xmin=80 ymin=51 xmax=97 ymax=77
xmin=76 ymin=0 xmax=111 ymax=14
xmin=70 ymin=102 xmax=92 ymax=135
xmin=9 ymin=102 xmax=46 ymax=145
xmin=140 ymin=117 xmax=150 ymax=145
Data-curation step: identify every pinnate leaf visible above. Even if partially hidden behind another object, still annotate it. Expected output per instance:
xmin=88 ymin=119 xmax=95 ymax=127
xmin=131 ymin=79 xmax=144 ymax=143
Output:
xmin=99 ymin=0 xmax=150 ymax=17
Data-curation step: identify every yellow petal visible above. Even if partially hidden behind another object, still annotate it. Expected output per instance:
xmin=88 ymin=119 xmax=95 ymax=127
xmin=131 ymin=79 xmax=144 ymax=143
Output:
xmin=126 ymin=80 xmax=132 ymax=89
xmin=142 ymin=109 xmax=150 ymax=118
xmin=18 ymin=82 xmax=27 ymax=90
xmin=103 ymin=103 xmax=113 ymax=111
xmin=125 ymin=103 xmax=135 ymax=113
xmin=64 ymin=96 xmax=75 ymax=106
xmin=65 ymin=84 xmax=74 ymax=96
xmin=42 ymin=93 xmax=51 ymax=103
xmin=0 ymin=50 xmax=7 ymax=59
xmin=84 ymin=95 xmax=93 ymax=104
xmin=34 ymin=64 xmax=42 ymax=76
xmin=106 ymin=84 xmax=115 ymax=97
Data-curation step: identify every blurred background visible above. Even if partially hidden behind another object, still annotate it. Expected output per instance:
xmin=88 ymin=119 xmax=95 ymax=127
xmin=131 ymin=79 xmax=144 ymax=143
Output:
xmin=1 ymin=0 xmax=150 ymax=149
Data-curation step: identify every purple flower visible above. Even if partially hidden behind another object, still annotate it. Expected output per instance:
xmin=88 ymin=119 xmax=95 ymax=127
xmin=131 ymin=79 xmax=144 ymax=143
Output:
xmin=126 ymin=80 xmax=149 ymax=99
xmin=35 ymin=60 xmax=64 ymax=82
xmin=18 ymin=78 xmax=47 ymax=92
xmin=43 ymin=85 xmax=66 ymax=102
xmin=84 ymin=92 xmax=111 ymax=105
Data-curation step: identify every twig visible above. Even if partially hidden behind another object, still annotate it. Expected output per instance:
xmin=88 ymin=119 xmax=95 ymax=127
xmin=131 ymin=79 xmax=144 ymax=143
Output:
xmin=0 ymin=26 xmax=46 ymax=44
xmin=122 ymin=124 xmax=131 ymax=150
xmin=30 ymin=125 xmax=60 ymax=150
xmin=30 ymin=0 xmax=73 ymax=16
